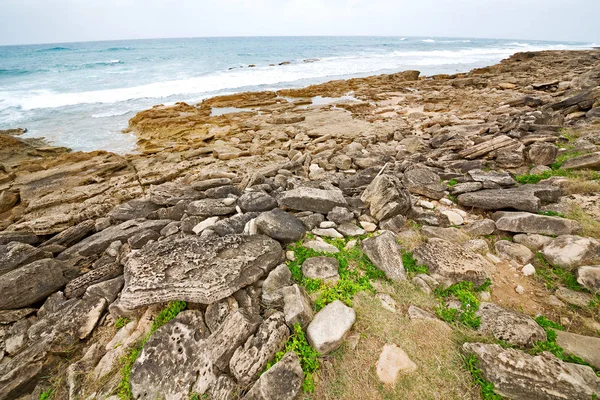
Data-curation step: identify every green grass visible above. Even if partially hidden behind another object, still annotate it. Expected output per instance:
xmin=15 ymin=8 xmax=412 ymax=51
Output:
xmin=447 ymin=178 xmax=459 ymax=187
xmin=463 ymin=354 xmax=502 ymax=400
xmin=117 ymin=301 xmax=187 ymax=399
xmin=447 ymin=194 xmax=458 ymax=204
xmin=534 ymin=253 xmax=586 ymax=292
xmin=514 ymin=168 xmax=569 ymax=184
xmin=39 ymin=388 xmax=55 ymax=400
xmin=401 ymin=250 xmax=429 ymax=276
xmin=538 ymin=210 xmax=565 ymax=218
xmin=114 ymin=317 xmax=131 ymax=329
xmin=551 ymin=151 xmax=582 ymax=170
xmin=434 ymin=280 xmax=491 ymax=329
xmin=266 ymin=323 xmax=320 ymax=393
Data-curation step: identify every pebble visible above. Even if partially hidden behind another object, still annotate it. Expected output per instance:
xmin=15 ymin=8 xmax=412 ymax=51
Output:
xmin=439 ymin=198 xmax=453 ymax=206
xmin=222 ymin=198 xmax=236 ymax=206
xmin=521 ymin=263 xmax=536 ymax=276
xmin=319 ymin=221 xmax=337 ymax=229
xmin=286 ymin=250 xmax=296 ymax=261
xmin=377 ymin=293 xmax=397 ymax=312
xmin=418 ymin=200 xmax=434 ymax=209
xmin=441 ymin=210 xmax=464 ymax=226
xmin=515 ymin=285 xmax=525 ymax=294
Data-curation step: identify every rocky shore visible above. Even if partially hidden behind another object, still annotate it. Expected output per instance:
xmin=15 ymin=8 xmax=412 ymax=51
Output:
xmin=1 ymin=49 xmax=600 ymax=399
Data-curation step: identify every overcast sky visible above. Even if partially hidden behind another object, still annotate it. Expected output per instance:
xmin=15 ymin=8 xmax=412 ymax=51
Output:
xmin=1 ymin=0 xmax=598 ymax=46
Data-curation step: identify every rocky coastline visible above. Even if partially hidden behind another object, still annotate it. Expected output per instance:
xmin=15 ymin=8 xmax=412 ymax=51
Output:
xmin=1 ymin=49 xmax=600 ymax=399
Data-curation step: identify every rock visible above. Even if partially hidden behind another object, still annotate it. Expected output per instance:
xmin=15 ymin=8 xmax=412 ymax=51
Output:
xmin=307 ymin=300 xmax=355 ymax=354
xmin=0 ymin=242 xmax=52 ymax=276
xmin=462 ymin=343 xmax=600 ymax=400
xmin=282 ymin=284 xmax=313 ymax=329
xmin=577 ymin=266 xmax=600 ymax=293
xmin=302 ymin=257 xmax=340 ymax=282
xmin=422 ymin=226 xmax=470 ymax=243
xmin=298 ymin=213 xmax=325 ymax=230
xmin=0 ymin=259 xmax=74 ymax=310
xmin=361 ymin=231 xmax=407 ymax=281
xmin=360 ymin=175 xmax=411 ymax=221
xmin=376 ymin=344 xmax=418 ymax=385
xmin=192 ymin=216 xmax=220 ymax=235
xmin=0 ymin=191 xmax=18 ymax=213
xmin=555 ymin=287 xmax=593 ymax=308
xmin=379 ymin=215 xmax=408 ymax=233
xmin=186 ymin=198 xmax=237 ymax=217
xmin=193 ymin=178 xmax=232 ymax=191
xmin=515 ymin=285 xmax=525 ymax=294
xmin=67 ymin=343 xmax=105 ymax=400
xmin=493 ymin=211 xmax=581 ymax=236
xmin=522 ymin=263 xmax=536 ymax=276
xmin=64 ymin=262 xmax=122 ymax=299
xmin=377 ymin=293 xmax=397 ymax=312
xmin=360 ymin=221 xmax=378 ymax=232
xmin=457 ymin=184 xmax=561 ymax=213
xmin=468 ymin=169 xmax=516 ymax=187
xmin=244 ymin=351 xmax=303 ymax=400
xmin=0 ymin=231 xmax=40 ymax=246
xmin=84 ymin=275 xmax=124 ymax=303
xmin=238 ymin=192 xmax=277 ymax=212
xmin=513 ymin=233 xmax=554 ymax=251
xmin=304 ymin=240 xmax=339 ymax=253
xmin=528 ymin=142 xmax=558 ymax=166
xmin=407 ymin=305 xmax=437 ymax=321
xmin=441 ymin=210 xmax=464 ymax=226
xmin=541 ymin=235 xmax=600 ymax=270
xmin=108 ymin=199 xmax=161 ymax=221
xmin=262 ymin=264 xmax=292 ymax=306
xmin=555 ymin=330 xmax=600 ymax=369
xmin=461 ymin=219 xmax=496 ymax=236
xmin=5 ymin=319 xmax=32 ymax=355
xmin=0 ymin=308 xmax=36 ymax=325
xmin=327 ymin=206 xmax=354 ymax=224
xmin=278 ymin=187 xmax=347 ymax=213
xmin=449 ymin=182 xmax=483 ymax=195
xmin=120 ymin=234 xmax=282 ymax=308
xmin=459 ymin=135 xmax=517 ymax=160
xmin=127 ymin=229 xmax=160 ymax=249
xmin=464 ymin=239 xmax=490 ymax=254
xmin=562 ymin=152 xmax=600 ymax=170
xmin=312 ymin=227 xmax=343 ymax=238
xmin=476 ymin=303 xmax=546 ymax=347
xmin=230 ymin=312 xmax=289 ymax=385
xmin=494 ymin=240 xmax=534 ymax=264
xmin=402 ymin=168 xmax=445 ymax=200
xmin=496 ymin=144 xmax=525 ymax=168
xmin=413 ymin=238 xmax=491 ymax=286
xmin=205 ymin=297 xmax=239 ymax=333
xmin=43 ymin=219 xmax=96 ymax=248
xmin=58 ymin=219 xmax=171 ymax=258
xmin=255 ymin=208 xmax=306 ymax=243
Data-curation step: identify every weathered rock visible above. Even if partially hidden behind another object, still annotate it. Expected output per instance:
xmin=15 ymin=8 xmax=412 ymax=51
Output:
xmin=302 ymin=257 xmax=340 ymax=282
xmin=0 ymin=242 xmax=52 ymax=276
xmin=577 ymin=266 xmax=600 ymax=293
xmin=449 ymin=182 xmax=483 ymax=195
xmin=64 ymin=262 xmax=122 ymax=299
xmin=0 ymin=339 xmax=52 ymax=399
xmin=562 ymin=152 xmax=600 ymax=170
xmin=379 ymin=214 xmax=408 ymax=233
xmin=468 ymin=169 xmax=516 ymax=187
xmin=303 ymin=240 xmax=339 ymax=253
xmin=513 ymin=233 xmax=554 ymax=251
xmin=422 ymin=226 xmax=470 ymax=243
xmin=255 ymin=208 xmax=306 ymax=243
xmin=108 ymin=199 xmax=162 ymax=221
xmin=528 ymin=142 xmax=558 ymax=166
xmin=0 ymin=231 xmax=40 ymax=246
xmin=555 ymin=330 xmax=600 ymax=370
xmin=262 ymin=264 xmax=292 ymax=307
xmin=127 ymin=229 xmax=160 ymax=249
xmin=361 ymin=231 xmax=407 ymax=281
xmin=376 ymin=344 xmax=418 ymax=385
xmin=402 ymin=168 xmax=445 ymax=200
xmin=462 ymin=342 xmax=600 ymax=400
xmin=230 ymin=312 xmax=289 ymax=385
xmin=193 ymin=178 xmax=232 ymax=191
xmin=459 ymin=135 xmax=517 ymax=159
xmin=407 ymin=305 xmax=437 ymax=321
xmin=238 ymin=191 xmax=277 ymax=213
xmin=278 ymin=187 xmax=347 ymax=213
xmin=0 ymin=259 xmax=74 ymax=310
xmin=0 ymin=190 xmax=18 ymax=213
xmin=457 ymin=184 xmax=561 ymax=213
xmin=205 ymin=297 xmax=239 ymax=333
xmin=555 ymin=287 xmax=593 ymax=308
xmin=67 ymin=343 xmax=105 ymax=400
xmin=495 ymin=240 xmax=534 ymax=264
xmin=307 ymin=300 xmax=355 ymax=354
xmin=360 ymin=175 xmax=411 ymax=221
xmin=461 ymin=219 xmax=496 ymax=236
xmin=120 ymin=234 xmax=282 ymax=308
xmin=298 ymin=213 xmax=325 ymax=230
xmin=42 ymin=219 xmax=96 ymax=248
xmin=476 ymin=303 xmax=546 ymax=347
xmin=327 ymin=206 xmax=354 ymax=224
xmin=0 ymin=308 xmax=36 ymax=325
xmin=186 ymin=198 xmax=237 ymax=217
xmin=244 ymin=351 xmax=303 ymax=400
xmin=413 ymin=238 xmax=491 ymax=286
xmin=282 ymin=284 xmax=313 ymax=329
xmin=84 ymin=275 xmax=124 ymax=303
xmin=541 ymin=235 xmax=600 ymax=270
xmin=494 ymin=211 xmax=581 ymax=236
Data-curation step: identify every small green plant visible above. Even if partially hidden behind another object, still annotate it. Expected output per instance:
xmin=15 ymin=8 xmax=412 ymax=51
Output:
xmin=266 ymin=323 xmax=320 ymax=393
xmin=447 ymin=178 xmax=459 ymax=187
xmin=551 ymin=151 xmax=581 ymax=170
xmin=115 ymin=317 xmax=131 ymax=329
xmin=463 ymin=354 xmax=502 ymax=400
xmin=534 ymin=253 xmax=586 ymax=292
xmin=538 ymin=210 xmax=565 ymax=218
xmin=434 ymin=280 xmax=491 ymax=329
xmin=514 ymin=168 xmax=569 ymax=184
xmin=401 ymin=250 xmax=429 ymax=275
xmin=447 ymin=194 xmax=458 ymax=204
xmin=39 ymin=388 xmax=55 ymax=400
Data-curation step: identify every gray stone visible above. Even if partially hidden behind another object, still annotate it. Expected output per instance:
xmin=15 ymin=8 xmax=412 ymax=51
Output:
xmin=577 ymin=266 xmax=600 ymax=293
xmin=312 ymin=227 xmax=343 ymax=238
xmin=493 ymin=211 xmax=581 ymax=236
xmin=282 ymin=284 xmax=313 ymax=329
xmin=476 ymin=303 xmax=546 ymax=347
xmin=494 ymin=240 xmax=534 ymax=264
xmin=360 ymin=175 xmax=411 ymax=221
xmin=513 ymin=233 xmax=554 ymax=251
xmin=193 ymin=178 xmax=232 ymax=191
xmin=449 ymin=181 xmax=483 ymax=195
xmin=461 ymin=219 xmax=496 ymax=236
xmin=120 ymin=234 xmax=282 ymax=308
xmin=541 ymin=235 xmax=600 ymax=270
xmin=5 ymin=319 xmax=32 ymax=355
xmin=463 ymin=239 xmax=490 ymax=254
xmin=402 ymin=168 xmax=445 ymax=200
xmin=230 ymin=312 xmax=290 ymax=385
xmin=64 ymin=262 xmax=122 ymax=299
xmin=67 ymin=343 xmax=105 ymax=400
xmin=186 ymin=198 xmax=237 ymax=217
xmin=244 ymin=351 xmax=303 ymax=400
xmin=327 ymin=206 xmax=354 ymax=224
xmin=361 ymin=231 xmax=407 ymax=281
xmin=84 ymin=276 xmax=124 ymax=304
xmin=302 ymin=257 xmax=340 ymax=282
xmin=211 ymin=212 xmax=260 ymax=236
xmin=43 ymin=219 xmax=96 ymax=248
xmin=205 ymin=297 xmax=239 ymax=333
xmin=238 ymin=192 xmax=277 ymax=213
xmin=528 ymin=142 xmax=558 ymax=166
xmin=407 ymin=305 xmax=437 ymax=321
xmin=379 ymin=215 xmax=408 ymax=233
xmin=336 ymin=222 xmax=367 ymax=237
xmin=127 ymin=229 xmax=160 ymax=249
xmin=0 ymin=231 xmax=40 ymax=246
xmin=298 ymin=213 xmax=325 ymax=230
xmin=303 ymin=240 xmax=339 ymax=253
xmin=556 ymin=330 xmax=600 ymax=370
xmin=0 ymin=242 xmax=52 ymax=276
xmin=108 ymin=199 xmax=162 ymax=221
xmin=468 ymin=169 xmax=516 ymax=187
xmin=422 ymin=226 xmax=470 ymax=243
xmin=462 ymin=343 xmax=600 ymax=400
xmin=413 ymin=238 xmax=492 ymax=286
xmin=0 ymin=308 xmax=36 ymax=325
xmin=457 ymin=184 xmax=561 ymax=213
xmin=555 ymin=287 xmax=593 ymax=308
xmin=307 ymin=300 xmax=356 ymax=354
xmin=278 ymin=187 xmax=347 ymax=213
xmin=255 ymin=208 xmax=306 ymax=243
xmin=261 ymin=264 xmax=292 ymax=307
xmin=562 ymin=152 xmax=600 ymax=170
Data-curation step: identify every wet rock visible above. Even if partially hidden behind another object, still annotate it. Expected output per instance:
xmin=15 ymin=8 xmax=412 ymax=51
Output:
xmin=120 ymin=234 xmax=282 ymax=308
xmin=577 ymin=266 xmax=600 ymax=293
xmin=476 ymin=303 xmax=546 ymax=347
xmin=402 ymin=168 xmax=445 ymax=200
xmin=555 ymin=330 xmax=600 ymax=369
xmin=413 ymin=238 xmax=491 ymax=286
xmin=262 ymin=264 xmax=292 ymax=307
xmin=0 ymin=242 xmax=52 ymax=276
xmin=562 ymin=152 xmax=600 ymax=170
xmin=462 ymin=343 xmax=600 ymax=400
xmin=376 ymin=344 xmax=418 ymax=385
xmin=541 ymin=235 xmax=600 ymax=270
xmin=186 ymin=198 xmax=237 ymax=217
xmin=461 ymin=219 xmax=496 ymax=236
xmin=278 ymin=187 xmax=347 ymax=213
xmin=302 ymin=257 xmax=340 ymax=282
xmin=244 ymin=351 xmax=303 ymax=400
xmin=307 ymin=300 xmax=355 ymax=354
xmin=528 ymin=142 xmax=558 ymax=166
xmin=494 ymin=240 xmax=534 ymax=264
xmin=361 ymin=231 xmax=407 ymax=281
xmin=282 ymin=284 xmax=313 ymax=329
xmin=255 ymin=208 xmax=306 ymax=243
xmin=238 ymin=191 xmax=277 ymax=212
xmin=360 ymin=175 xmax=411 ymax=221
xmin=494 ymin=211 xmax=581 ymax=236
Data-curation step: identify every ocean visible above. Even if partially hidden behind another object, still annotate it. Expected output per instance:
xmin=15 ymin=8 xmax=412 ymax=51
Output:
xmin=0 ymin=36 xmax=595 ymax=154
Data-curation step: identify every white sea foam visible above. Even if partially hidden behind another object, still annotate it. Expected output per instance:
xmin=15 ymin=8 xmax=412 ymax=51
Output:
xmin=422 ymin=39 xmax=436 ymax=43
xmin=91 ymin=109 xmax=132 ymax=118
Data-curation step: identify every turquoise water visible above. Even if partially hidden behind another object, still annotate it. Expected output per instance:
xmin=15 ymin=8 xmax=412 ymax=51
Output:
xmin=0 ymin=36 xmax=594 ymax=153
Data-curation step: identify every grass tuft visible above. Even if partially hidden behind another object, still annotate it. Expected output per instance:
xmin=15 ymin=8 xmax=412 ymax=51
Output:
xmin=463 ymin=354 xmax=502 ymax=400
xmin=39 ymin=388 xmax=55 ymax=400
xmin=115 ymin=317 xmax=131 ymax=329
xmin=434 ymin=280 xmax=491 ymax=329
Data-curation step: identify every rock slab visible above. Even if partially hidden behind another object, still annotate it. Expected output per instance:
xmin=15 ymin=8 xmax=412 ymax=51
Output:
xmin=307 ymin=300 xmax=355 ymax=354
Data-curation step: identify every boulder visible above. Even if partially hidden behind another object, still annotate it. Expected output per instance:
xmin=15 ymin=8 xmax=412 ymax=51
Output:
xmin=476 ymin=303 xmax=546 ymax=347
xmin=555 ymin=330 xmax=600 ymax=370
xmin=562 ymin=152 xmax=600 ymax=170
xmin=255 ymin=208 xmax=306 ymax=243
xmin=541 ymin=235 xmax=600 ymax=270
xmin=449 ymin=182 xmax=483 ymax=195
xmin=282 ymin=284 xmax=313 ymax=329
xmin=186 ymin=198 xmax=237 ymax=217
xmin=494 ymin=240 xmax=534 ymax=264
xmin=577 ymin=266 xmax=600 ymax=293
xmin=457 ymin=184 xmax=561 ymax=213
xmin=513 ymin=233 xmax=554 ymax=251
xmin=360 ymin=175 xmax=411 ymax=221
xmin=301 ymin=257 xmax=340 ymax=282
xmin=307 ymin=300 xmax=355 ymax=354
xmin=120 ymin=234 xmax=282 ymax=308
xmin=493 ymin=211 xmax=581 ymax=236
xmin=376 ymin=344 xmax=418 ymax=385
xmin=413 ymin=238 xmax=491 ymax=286
xmin=108 ymin=199 xmax=161 ymax=221
xmin=244 ymin=351 xmax=303 ymax=400
xmin=361 ymin=231 xmax=407 ymax=281
xmin=327 ymin=206 xmax=354 ymax=224
xmin=528 ymin=142 xmax=558 ymax=166
xmin=238 ymin=192 xmax=277 ymax=213
xmin=402 ymin=168 xmax=445 ymax=200
xmin=468 ymin=169 xmax=516 ymax=187
xmin=0 ymin=242 xmax=52 ymax=276
xmin=262 ymin=264 xmax=292 ymax=306
xmin=461 ymin=219 xmax=496 ymax=236
xmin=462 ymin=343 xmax=600 ymax=400
xmin=422 ymin=226 xmax=470 ymax=243
xmin=42 ymin=219 xmax=96 ymax=248
xmin=278 ymin=187 xmax=347 ymax=213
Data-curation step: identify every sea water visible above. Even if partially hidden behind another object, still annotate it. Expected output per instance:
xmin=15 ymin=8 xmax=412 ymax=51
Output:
xmin=0 ymin=36 xmax=595 ymax=153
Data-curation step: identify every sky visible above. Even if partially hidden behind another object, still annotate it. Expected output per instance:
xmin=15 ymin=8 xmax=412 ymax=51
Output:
xmin=1 ymin=0 xmax=599 ymax=46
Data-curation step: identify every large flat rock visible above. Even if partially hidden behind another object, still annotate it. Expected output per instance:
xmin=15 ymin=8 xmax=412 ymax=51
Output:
xmin=541 ymin=235 xmax=600 ymax=270
xmin=120 ymin=234 xmax=282 ymax=308
xmin=278 ymin=187 xmax=347 ymax=213
xmin=476 ymin=303 xmax=546 ymax=347
xmin=556 ymin=330 xmax=600 ymax=370
xmin=457 ymin=184 xmax=561 ymax=213
xmin=562 ymin=152 xmax=600 ymax=170
xmin=493 ymin=211 xmax=581 ymax=236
